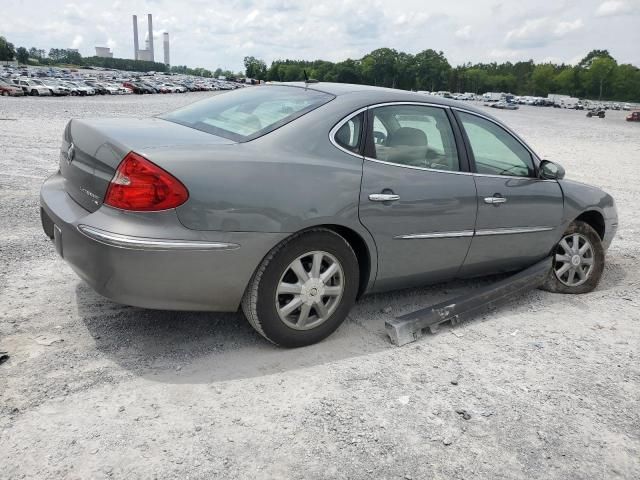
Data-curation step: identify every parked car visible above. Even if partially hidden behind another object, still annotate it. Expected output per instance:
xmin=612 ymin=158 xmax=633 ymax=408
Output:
xmin=491 ymin=101 xmax=519 ymax=110
xmin=622 ymin=103 xmax=631 ymax=111
xmin=39 ymin=83 xmax=617 ymax=347
xmin=12 ymin=78 xmax=52 ymax=96
xmin=64 ymin=81 xmax=95 ymax=96
xmin=587 ymin=109 xmax=605 ymax=118
xmin=0 ymin=78 xmax=24 ymax=96
xmin=122 ymin=81 xmax=153 ymax=94
xmin=40 ymin=79 xmax=70 ymax=96
xmin=626 ymin=111 xmax=640 ymax=122
xmin=84 ymin=81 xmax=108 ymax=95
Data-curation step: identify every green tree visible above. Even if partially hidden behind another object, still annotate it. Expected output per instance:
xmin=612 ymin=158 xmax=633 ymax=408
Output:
xmin=0 ymin=36 xmax=16 ymax=62
xmin=578 ymin=49 xmax=614 ymax=69
xmin=554 ymin=67 xmax=580 ymax=96
xmin=587 ymin=57 xmax=617 ymax=99
xmin=244 ymin=56 xmax=267 ymax=80
xmin=16 ymin=47 xmax=29 ymax=64
xmin=531 ymin=64 xmax=555 ymax=96
xmin=612 ymin=64 xmax=640 ymax=101
xmin=413 ymin=49 xmax=450 ymax=91
xmin=361 ymin=48 xmax=399 ymax=87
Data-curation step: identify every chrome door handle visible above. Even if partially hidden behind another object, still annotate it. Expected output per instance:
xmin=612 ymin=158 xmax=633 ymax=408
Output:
xmin=484 ymin=196 xmax=507 ymax=205
xmin=369 ymin=193 xmax=400 ymax=202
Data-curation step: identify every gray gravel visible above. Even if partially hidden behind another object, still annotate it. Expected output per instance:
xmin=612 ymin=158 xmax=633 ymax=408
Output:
xmin=1 ymin=93 xmax=639 ymax=479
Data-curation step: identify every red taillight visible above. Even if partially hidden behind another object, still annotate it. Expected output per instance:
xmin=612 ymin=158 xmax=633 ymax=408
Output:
xmin=104 ymin=152 xmax=189 ymax=211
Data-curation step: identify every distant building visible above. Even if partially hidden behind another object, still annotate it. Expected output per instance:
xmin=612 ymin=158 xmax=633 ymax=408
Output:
xmin=95 ymin=47 xmax=113 ymax=58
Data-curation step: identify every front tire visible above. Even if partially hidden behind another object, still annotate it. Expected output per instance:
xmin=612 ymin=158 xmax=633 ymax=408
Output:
xmin=242 ymin=229 xmax=359 ymax=347
xmin=541 ymin=221 xmax=605 ymax=294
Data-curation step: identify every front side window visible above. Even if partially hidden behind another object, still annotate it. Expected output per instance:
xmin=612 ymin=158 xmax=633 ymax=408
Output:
xmin=161 ymin=86 xmax=334 ymax=142
xmin=369 ymin=105 xmax=460 ymax=172
xmin=334 ymin=112 xmax=364 ymax=153
xmin=458 ymin=112 xmax=534 ymax=177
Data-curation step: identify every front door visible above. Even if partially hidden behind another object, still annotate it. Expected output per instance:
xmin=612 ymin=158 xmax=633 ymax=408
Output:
xmin=358 ymin=104 xmax=478 ymax=291
xmin=455 ymin=110 xmax=564 ymax=276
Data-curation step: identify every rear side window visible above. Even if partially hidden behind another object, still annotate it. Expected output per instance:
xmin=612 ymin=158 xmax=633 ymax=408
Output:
xmin=161 ymin=86 xmax=334 ymax=142
xmin=334 ymin=112 xmax=364 ymax=153
xmin=369 ymin=105 xmax=460 ymax=172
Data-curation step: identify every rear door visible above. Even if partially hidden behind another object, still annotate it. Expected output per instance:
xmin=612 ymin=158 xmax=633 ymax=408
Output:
xmin=357 ymin=103 xmax=478 ymax=291
xmin=455 ymin=110 xmax=563 ymax=276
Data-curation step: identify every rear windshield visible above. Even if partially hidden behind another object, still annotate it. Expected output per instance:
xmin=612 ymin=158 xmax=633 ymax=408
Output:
xmin=160 ymin=85 xmax=334 ymax=142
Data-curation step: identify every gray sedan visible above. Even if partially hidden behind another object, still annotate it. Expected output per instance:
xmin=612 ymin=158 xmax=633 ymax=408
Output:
xmin=40 ymin=83 xmax=618 ymax=347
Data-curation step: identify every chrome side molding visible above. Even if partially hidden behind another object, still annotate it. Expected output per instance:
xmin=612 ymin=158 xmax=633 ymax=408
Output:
xmin=475 ymin=226 xmax=554 ymax=236
xmin=394 ymin=231 xmax=474 ymax=240
xmin=78 ymin=225 xmax=240 ymax=251
xmin=395 ymin=226 xmax=553 ymax=240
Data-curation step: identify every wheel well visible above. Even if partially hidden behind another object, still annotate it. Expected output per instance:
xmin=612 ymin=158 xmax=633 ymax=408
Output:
xmin=576 ymin=211 xmax=605 ymax=239
xmin=313 ymin=225 xmax=372 ymax=299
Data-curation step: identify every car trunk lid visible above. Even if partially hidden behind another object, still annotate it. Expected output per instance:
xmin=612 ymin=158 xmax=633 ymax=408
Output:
xmin=60 ymin=117 xmax=235 ymax=212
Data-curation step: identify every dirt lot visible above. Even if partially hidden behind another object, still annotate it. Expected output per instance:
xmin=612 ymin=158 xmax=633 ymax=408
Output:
xmin=1 ymin=93 xmax=638 ymax=480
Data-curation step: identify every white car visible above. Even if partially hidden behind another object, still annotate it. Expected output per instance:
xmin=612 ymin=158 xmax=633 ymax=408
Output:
xmin=40 ymin=80 xmax=70 ymax=96
xmin=623 ymin=103 xmax=631 ymax=111
xmin=65 ymin=81 xmax=95 ymax=96
xmin=102 ymin=83 xmax=122 ymax=95
xmin=162 ymin=83 xmax=185 ymax=93
xmin=13 ymin=78 xmax=52 ymax=96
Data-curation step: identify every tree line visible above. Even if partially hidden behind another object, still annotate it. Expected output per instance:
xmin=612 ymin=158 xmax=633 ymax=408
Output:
xmin=246 ymin=48 xmax=640 ymax=102
xmin=2 ymin=34 xmax=638 ymax=101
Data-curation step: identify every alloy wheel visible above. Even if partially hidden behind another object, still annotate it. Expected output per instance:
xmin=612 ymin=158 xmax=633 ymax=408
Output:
xmin=275 ymin=251 xmax=345 ymax=330
xmin=554 ymin=233 xmax=595 ymax=287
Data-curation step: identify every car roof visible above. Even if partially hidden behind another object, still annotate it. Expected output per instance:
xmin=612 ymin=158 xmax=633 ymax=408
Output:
xmin=274 ymin=82 xmax=486 ymax=114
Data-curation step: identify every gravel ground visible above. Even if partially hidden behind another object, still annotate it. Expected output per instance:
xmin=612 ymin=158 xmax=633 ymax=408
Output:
xmin=0 ymin=93 xmax=639 ymax=480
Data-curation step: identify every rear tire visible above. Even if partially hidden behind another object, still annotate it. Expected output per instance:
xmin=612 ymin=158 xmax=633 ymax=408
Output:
xmin=540 ymin=221 xmax=604 ymax=294
xmin=242 ymin=229 xmax=359 ymax=348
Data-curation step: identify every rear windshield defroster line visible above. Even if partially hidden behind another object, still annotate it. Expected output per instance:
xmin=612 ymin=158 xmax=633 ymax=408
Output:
xmin=159 ymin=85 xmax=335 ymax=142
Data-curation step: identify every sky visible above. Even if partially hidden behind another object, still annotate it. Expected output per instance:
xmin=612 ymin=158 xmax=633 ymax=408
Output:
xmin=1 ymin=0 xmax=639 ymax=71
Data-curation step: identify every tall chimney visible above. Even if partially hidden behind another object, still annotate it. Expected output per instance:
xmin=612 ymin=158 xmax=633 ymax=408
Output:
xmin=163 ymin=32 xmax=170 ymax=66
xmin=147 ymin=14 xmax=154 ymax=62
xmin=132 ymin=15 xmax=139 ymax=60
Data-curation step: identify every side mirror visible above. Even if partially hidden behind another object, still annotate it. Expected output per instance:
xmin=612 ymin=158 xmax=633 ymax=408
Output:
xmin=539 ymin=160 xmax=565 ymax=180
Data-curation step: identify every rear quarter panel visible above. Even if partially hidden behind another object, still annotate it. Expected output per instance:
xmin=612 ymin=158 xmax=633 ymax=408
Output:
xmin=152 ymin=96 xmax=372 ymax=235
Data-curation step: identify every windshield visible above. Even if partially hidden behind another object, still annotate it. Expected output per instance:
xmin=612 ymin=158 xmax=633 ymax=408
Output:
xmin=160 ymin=85 xmax=334 ymax=142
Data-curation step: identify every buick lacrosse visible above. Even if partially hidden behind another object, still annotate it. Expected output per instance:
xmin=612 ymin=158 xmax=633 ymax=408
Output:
xmin=40 ymin=83 xmax=617 ymax=347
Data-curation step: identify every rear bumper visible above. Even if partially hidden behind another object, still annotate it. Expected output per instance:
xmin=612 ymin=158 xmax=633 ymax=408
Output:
xmin=40 ymin=172 xmax=287 ymax=311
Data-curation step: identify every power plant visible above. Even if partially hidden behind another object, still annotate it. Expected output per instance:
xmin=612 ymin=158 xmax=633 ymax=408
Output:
xmin=132 ymin=13 xmax=170 ymax=65
xmin=163 ymin=32 xmax=170 ymax=66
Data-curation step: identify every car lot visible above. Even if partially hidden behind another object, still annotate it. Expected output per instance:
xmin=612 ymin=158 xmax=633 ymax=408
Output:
xmin=1 ymin=92 xmax=639 ymax=479
xmin=1 ymin=65 xmax=245 ymax=97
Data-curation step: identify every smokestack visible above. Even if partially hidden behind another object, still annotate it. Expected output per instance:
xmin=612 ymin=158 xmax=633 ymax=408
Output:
xmin=132 ymin=15 xmax=139 ymax=60
xmin=163 ymin=32 xmax=170 ymax=66
xmin=147 ymin=14 xmax=154 ymax=62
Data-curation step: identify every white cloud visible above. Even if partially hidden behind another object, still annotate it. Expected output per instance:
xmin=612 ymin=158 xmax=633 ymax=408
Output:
xmin=505 ymin=17 xmax=584 ymax=48
xmin=455 ymin=25 xmax=472 ymax=40
xmin=71 ymin=34 xmax=83 ymax=49
xmin=596 ymin=1 xmax=639 ymax=16
xmin=554 ymin=18 xmax=584 ymax=36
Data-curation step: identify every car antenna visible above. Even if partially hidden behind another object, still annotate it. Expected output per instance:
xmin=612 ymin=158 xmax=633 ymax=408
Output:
xmin=303 ymin=69 xmax=319 ymax=84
